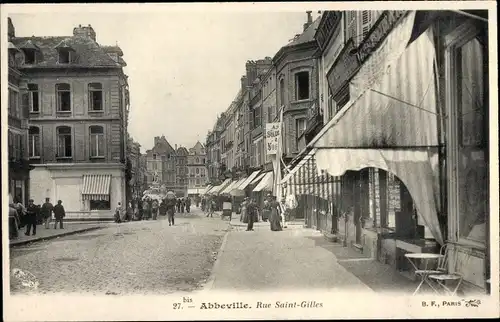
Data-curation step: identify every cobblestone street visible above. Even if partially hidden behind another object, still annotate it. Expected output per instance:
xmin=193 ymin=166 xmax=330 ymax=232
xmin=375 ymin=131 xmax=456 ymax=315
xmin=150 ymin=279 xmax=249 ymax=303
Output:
xmin=9 ymin=208 xmax=230 ymax=295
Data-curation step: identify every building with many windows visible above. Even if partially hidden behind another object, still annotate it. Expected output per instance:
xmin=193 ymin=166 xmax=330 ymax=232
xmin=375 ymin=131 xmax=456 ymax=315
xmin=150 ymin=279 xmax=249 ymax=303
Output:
xmin=144 ymin=135 xmax=176 ymax=191
xmin=7 ymin=17 xmax=31 ymax=205
xmin=175 ymin=146 xmax=189 ymax=197
xmin=187 ymin=141 xmax=208 ymax=196
xmin=10 ymin=21 xmax=130 ymax=219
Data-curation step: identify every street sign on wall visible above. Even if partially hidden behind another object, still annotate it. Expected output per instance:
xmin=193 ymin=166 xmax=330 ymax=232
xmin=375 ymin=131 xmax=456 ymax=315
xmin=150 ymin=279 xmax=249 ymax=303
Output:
xmin=265 ymin=122 xmax=280 ymax=155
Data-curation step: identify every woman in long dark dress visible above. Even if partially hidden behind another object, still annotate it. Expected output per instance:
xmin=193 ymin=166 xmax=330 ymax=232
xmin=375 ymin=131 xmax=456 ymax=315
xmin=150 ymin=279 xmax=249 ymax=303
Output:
xmin=269 ymin=196 xmax=283 ymax=231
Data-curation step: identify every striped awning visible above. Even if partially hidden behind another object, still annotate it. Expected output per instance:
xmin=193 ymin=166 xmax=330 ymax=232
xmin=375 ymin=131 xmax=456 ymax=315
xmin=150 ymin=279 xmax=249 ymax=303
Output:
xmin=251 ymin=172 xmax=267 ymax=185
xmin=82 ymin=175 xmax=111 ymax=201
xmin=253 ymin=172 xmax=274 ymax=192
xmin=201 ymin=185 xmax=213 ymax=194
xmin=210 ymin=178 xmax=232 ymax=195
xmin=231 ymin=177 xmax=248 ymax=191
xmin=237 ymin=171 xmax=261 ymax=190
xmin=220 ymin=180 xmax=238 ymax=195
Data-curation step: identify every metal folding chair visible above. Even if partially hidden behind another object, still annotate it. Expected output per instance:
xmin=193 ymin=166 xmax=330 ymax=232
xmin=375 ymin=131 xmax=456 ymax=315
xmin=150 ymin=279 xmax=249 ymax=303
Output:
xmin=428 ymin=246 xmax=472 ymax=296
xmin=413 ymin=244 xmax=449 ymax=294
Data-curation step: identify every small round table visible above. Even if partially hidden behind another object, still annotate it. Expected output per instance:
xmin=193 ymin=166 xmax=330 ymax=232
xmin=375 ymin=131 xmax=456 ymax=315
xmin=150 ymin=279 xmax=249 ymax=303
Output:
xmin=405 ymin=253 xmax=443 ymax=295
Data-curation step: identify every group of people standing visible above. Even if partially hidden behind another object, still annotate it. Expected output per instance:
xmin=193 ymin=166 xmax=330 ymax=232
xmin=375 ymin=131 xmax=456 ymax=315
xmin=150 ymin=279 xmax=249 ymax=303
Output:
xmin=8 ymin=197 xmax=66 ymax=239
xmin=239 ymin=194 xmax=283 ymax=232
xmin=175 ymin=197 xmax=191 ymax=213
xmin=115 ymin=196 xmax=186 ymax=226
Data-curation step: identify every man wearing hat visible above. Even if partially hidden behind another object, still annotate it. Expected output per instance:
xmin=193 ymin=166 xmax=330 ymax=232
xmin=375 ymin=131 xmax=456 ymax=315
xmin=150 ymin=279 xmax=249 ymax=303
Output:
xmin=25 ymin=199 xmax=39 ymax=236
xmin=41 ymin=197 xmax=54 ymax=229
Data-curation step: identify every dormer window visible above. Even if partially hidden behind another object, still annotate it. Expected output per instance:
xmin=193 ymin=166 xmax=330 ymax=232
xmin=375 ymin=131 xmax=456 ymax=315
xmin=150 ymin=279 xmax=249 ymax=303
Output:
xmin=23 ymin=49 xmax=36 ymax=64
xmin=55 ymin=39 xmax=74 ymax=64
xmin=58 ymin=49 xmax=71 ymax=64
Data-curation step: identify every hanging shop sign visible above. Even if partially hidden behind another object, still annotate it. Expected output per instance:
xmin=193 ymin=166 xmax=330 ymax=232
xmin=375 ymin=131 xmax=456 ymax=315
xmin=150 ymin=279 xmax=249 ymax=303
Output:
xmin=265 ymin=122 xmax=281 ymax=155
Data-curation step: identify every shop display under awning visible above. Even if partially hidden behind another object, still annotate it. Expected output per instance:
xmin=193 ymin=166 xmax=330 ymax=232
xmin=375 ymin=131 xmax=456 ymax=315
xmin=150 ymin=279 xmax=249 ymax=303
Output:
xmin=311 ymin=18 xmax=443 ymax=245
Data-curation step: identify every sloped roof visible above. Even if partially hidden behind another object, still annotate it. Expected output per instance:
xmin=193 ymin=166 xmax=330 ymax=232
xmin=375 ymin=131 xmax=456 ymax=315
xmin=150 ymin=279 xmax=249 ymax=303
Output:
xmin=176 ymin=147 xmax=189 ymax=156
xmin=11 ymin=35 xmax=121 ymax=68
xmin=102 ymin=45 xmax=124 ymax=56
xmin=285 ymin=17 xmax=321 ymax=48
xmin=147 ymin=137 xmax=176 ymax=156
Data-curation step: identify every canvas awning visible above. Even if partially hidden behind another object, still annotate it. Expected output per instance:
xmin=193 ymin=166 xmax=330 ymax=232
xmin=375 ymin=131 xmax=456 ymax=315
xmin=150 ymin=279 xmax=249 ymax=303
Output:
xmin=201 ymin=185 xmax=213 ymax=195
xmin=251 ymin=172 xmax=267 ymax=185
xmin=314 ymin=14 xmax=443 ymax=245
xmin=82 ymin=174 xmax=111 ymax=201
xmin=220 ymin=180 xmax=238 ymax=195
xmin=210 ymin=178 xmax=232 ymax=195
xmin=253 ymin=172 xmax=274 ymax=192
xmin=231 ymin=177 xmax=248 ymax=191
xmin=238 ymin=170 xmax=261 ymax=190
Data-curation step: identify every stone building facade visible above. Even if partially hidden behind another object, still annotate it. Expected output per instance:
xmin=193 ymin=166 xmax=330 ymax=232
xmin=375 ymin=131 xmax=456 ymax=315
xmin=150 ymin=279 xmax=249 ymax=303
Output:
xmin=10 ymin=22 xmax=130 ymax=219
xmin=187 ymin=141 xmax=208 ymax=195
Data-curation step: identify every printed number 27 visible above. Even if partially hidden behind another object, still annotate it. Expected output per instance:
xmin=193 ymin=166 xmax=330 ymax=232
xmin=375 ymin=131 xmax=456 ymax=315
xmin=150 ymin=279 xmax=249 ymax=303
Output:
xmin=173 ymin=303 xmax=181 ymax=309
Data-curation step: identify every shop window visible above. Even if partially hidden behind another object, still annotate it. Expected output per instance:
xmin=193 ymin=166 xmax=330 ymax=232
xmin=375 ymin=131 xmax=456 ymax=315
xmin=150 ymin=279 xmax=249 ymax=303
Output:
xmin=56 ymin=83 xmax=71 ymax=112
xmin=253 ymin=106 xmax=262 ymax=128
xmin=56 ymin=126 xmax=72 ymax=158
xmin=295 ymin=71 xmax=310 ymax=100
xmin=28 ymin=84 xmax=39 ymax=113
xmin=90 ymin=199 xmax=110 ymax=210
xmin=450 ymin=26 xmax=488 ymax=244
xmin=88 ymin=83 xmax=103 ymax=111
xmin=89 ymin=125 xmax=105 ymax=158
xmin=29 ymin=126 xmax=41 ymax=158
xmin=23 ymin=49 xmax=36 ymax=64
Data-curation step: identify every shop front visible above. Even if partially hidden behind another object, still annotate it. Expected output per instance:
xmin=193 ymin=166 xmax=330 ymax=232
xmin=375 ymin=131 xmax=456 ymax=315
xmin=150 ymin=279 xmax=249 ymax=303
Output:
xmin=280 ymin=10 xmax=491 ymax=293
xmin=30 ymin=163 xmax=125 ymax=220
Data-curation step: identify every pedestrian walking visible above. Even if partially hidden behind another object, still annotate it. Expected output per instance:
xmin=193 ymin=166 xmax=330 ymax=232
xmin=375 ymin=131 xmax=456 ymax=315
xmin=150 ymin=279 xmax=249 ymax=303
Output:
xmin=176 ymin=198 xmax=181 ymax=213
xmin=53 ymin=200 xmax=66 ymax=229
xmin=159 ymin=199 xmax=167 ymax=217
xmin=166 ymin=198 xmax=176 ymax=226
xmin=114 ymin=202 xmax=123 ymax=223
xmin=185 ymin=197 xmax=191 ymax=213
xmin=240 ymin=197 xmax=248 ymax=222
xmin=262 ymin=194 xmax=272 ymax=222
xmin=269 ymin=196 xmax=283 ymax=231
xmin=201 ymin=197 xmax=206 ymax=212
xmin=126 ymin=202 xmax=134 ymax=221
xmin=151 ymin=199 xmax=159 ymax=220
xmin=180 ymin=198 xmax=185 ymax=213
xmin=246 ymin=198 xmax=256 ymax=231
xmin=41 ymin=197 xmax=54 ymax=229
xmin=25 ymin=199 xmax=38 ymax=236
xmin=143 ymin=199 xmax=151 ymax=220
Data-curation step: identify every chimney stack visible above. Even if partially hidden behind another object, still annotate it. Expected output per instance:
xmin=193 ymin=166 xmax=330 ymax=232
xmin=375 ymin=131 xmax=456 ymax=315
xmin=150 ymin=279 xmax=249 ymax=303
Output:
xmin=303 ymin=11 xmax=313 ymax=31
xmin=154 ymin=136 xmax=160 ymax=146
xmin=175 ymin=144 xmax=178 ymax=150
xmin=73 ymin=24 xmax=96 ymax=41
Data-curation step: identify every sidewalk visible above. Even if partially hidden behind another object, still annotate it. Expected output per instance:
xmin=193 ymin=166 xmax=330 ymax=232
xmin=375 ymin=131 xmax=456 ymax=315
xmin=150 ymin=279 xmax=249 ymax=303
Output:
xmin=9 ymin=222 xmax=110 ymax=247
xmin=206 ymin=222 xmax=422 ymax=294
xmin=207 ymin=223 xmax=374 ymax=292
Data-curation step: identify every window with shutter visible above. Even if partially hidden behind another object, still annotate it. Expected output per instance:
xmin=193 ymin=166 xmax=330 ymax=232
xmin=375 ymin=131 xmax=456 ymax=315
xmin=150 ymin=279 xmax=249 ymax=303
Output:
xmin=28 ymin=84 xmax=39 ymax=113
xmin=361 ymin=10 xmax=372 ymax=40
xmin=345 ymin=11 xmax=358 ymax=45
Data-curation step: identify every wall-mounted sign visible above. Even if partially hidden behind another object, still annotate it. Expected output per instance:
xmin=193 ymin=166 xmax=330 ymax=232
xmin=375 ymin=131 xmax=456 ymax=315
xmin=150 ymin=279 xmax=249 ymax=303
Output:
xmin=265 ymin=123 xmax=281 ymax=155
xmin=326 ymin=39 xmax=360 ymax=96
